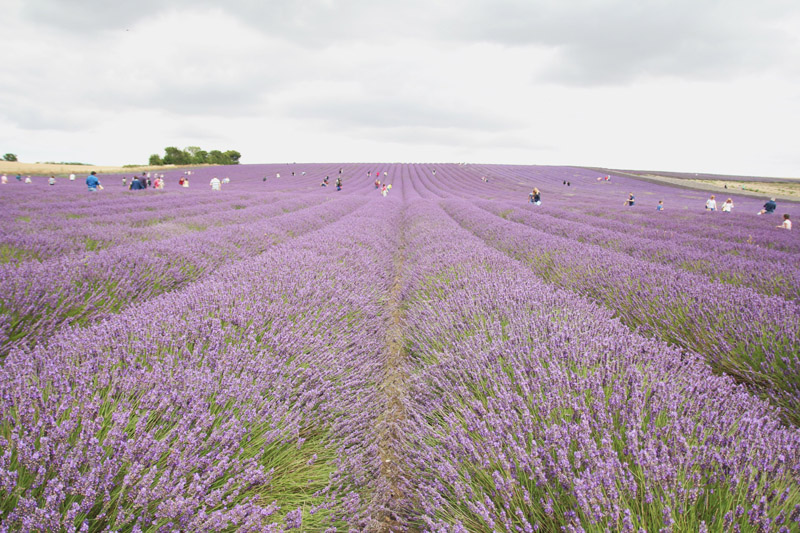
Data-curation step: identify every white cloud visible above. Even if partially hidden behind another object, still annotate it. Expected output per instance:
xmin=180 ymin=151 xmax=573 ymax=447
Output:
xmin=1 ymin=1 xmax=799 ymax=175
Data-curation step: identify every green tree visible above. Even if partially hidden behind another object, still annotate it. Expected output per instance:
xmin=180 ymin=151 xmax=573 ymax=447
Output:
xmin=3 ymin=153 xmax=18 ymax=162
xmin=163 ymin=146 xmax=189 ymax=165
xmin=223 ymin=150 xmax=241 ymax=164
xmin=193 ymin=150 xmax=208 ymax=164
xmin=149 ymin=154 xmax=163 ymax=165
xmin=207 ymin=150 xmax=225 ymax=165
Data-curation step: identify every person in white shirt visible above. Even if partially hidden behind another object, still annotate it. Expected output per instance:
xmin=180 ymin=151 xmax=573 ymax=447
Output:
xmin=210 ymin=177 xmax=221 ymax=191
xmin=721 ymin=198 xmax=733 ymax=212
xmin=69 ymin=173 xmax=76 ymax=181
xmin=705 ymin=195 xmax=717 ymax=211
xmin=777 ymin=214 xmax=792 ymax=230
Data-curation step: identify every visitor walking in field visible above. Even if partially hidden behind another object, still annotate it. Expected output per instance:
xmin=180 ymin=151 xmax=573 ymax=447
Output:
xmin=86 ymin=171 xmax=101 ymax=192
xmin=705 ymin=195 xmax=717 ymax=211
xmin=777 ymin=214 xmax=792 ymax=230
xmin=721 ymin=198 xmax=734 ymax=212
xmin=625 ymin=192 xmax=635 ymax=207
xmin=529 ymin=188 xmax=541 ymax=205
xmin=336 ymin=177 xmax=342 ymax=191
xmin=210 ymin=177 xmax=221 ymax=191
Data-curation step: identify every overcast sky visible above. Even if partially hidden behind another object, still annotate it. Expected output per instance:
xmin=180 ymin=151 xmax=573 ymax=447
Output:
xmin=2 ymin=0 xmax=799 ymax=176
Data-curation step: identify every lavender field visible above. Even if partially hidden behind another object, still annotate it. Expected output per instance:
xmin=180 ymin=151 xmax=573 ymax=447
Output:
xmin=1 ymin=164 xmax=799 ymax=532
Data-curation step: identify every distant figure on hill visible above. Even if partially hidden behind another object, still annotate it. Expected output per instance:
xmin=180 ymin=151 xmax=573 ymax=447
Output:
xmin=182 ymin=178 xmax=189 ymax=188
xmin=69 ymin=173 xmax=76 ymax=181
xmin=625 ymin=193 xmax=635 ymax=207
xmin=567 ymin=181 xmax=570 ymax=187
xmin=529 ymin=188 xmax=541 ymax=205
xmin=49 ymin=176 xmax=56 ymax=186
xmin=721 ymin=198 xmax=734 ymax=212
xmin=276 ymin=172 xmax=280 ymax=179
xmin=381 ymin=184 xmax=388 ymax=197
xmin=563 ymin=180 xmax=566 ymax=185
xmin=336 ymin=177 xmax=342 ymax=191
xmin=432 ymin=169 xmax=436 ymax=176
xmin=374 ymin=179 xmax=380 ymax=189
xmin=758 ymin=198 xmax=777 ymax=215
xmin=86 ymin=171 xmax=101 ymax=192
xmin=210 ymin=177 xmax=221 ymax=191
xmin=657 ymin=200 xmax=664 ymax=211
xmin=778 ymin=214 xmax=791 ymax=230
xmin=705 ymin=195 xmax=717 ymax=211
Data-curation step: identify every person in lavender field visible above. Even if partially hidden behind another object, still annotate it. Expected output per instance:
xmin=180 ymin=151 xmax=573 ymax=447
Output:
xmin=777 ymin=214 xmax=791 ymax=230
xmin=69 ymin=173 xmax=75 ymax=181
xmin=336 ymin=177 xmax=342 ymax=191
xmin=122 ymin=176 xmax=128 ymax=187
xmin=48 ymin=175 xmax=56 ymax=186
xmin=24 ymin=176 xmax=32 ymax=183
xmin=209 ymin=176 xmax=221 ymax=191
xmin=721 ymin=198 xmax=734 ymax=212
xmin=16 ymin=174 xmax=22 ymax=181
xmin=86 ymin=171 xmax=101 ymax=192
xmin=625 ymin=192 xmax=635 ymax=207
xmin=529 ymin=188 xmax=541 ymax=205
xmin=1 ymin=174 xmax=7 ymax=184
xmin=129 ymin=176 xmax=143 ymax=190
xmin=657 ymin=200 xmax=664 ymax=211
xmin=757 ymin=198 xmax=777 ymax=215
xmin=705 ymin=195 xmax=717 ymax=211
xmin=138 ymin=173 xmax=148 ymax=189
xmin=374 ymin=179 xmax=380 ymax=189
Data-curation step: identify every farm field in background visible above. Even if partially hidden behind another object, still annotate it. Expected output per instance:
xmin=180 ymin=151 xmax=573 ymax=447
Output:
xmin=1 ymin=163 xmax=799 ymax=532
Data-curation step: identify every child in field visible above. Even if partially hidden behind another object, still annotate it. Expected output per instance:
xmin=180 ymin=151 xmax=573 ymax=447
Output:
xmin=625 ymin=193 xmax=635 ymax=207
xmin=721 ymin=198 xmax=734 ymax=212
xmin=381 ymin=184 xmax=388 ymax=197
xmin=49 ymin=176 xmax=56 ymax=186
xmin=529 ymin=188 xmax=541 ymax=205
xmin=1 ymin=175 xmax=7 ymax=184
xmin=656 ymin=200 xmax=664 ymax=211
xmin=777 ymin=214 xmax=792 ymax=230
xmin=705 ymin=195 xmax=717 ymax=211
xmin=336 ymin=177 xmax=342 ymax=191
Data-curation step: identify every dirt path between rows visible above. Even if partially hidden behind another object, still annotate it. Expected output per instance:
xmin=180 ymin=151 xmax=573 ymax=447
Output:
xmin=371 ymin=210 xmax=416 ymax=532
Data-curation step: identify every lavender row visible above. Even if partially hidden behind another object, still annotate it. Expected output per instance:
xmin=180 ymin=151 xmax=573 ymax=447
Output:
xmin=477 ymin=200 xmax=800 ymax=301
xmin=1 ymin=193 xmax=328 ymax=264
xmin=442 ymin=199 xmax=800 ymax=423
xmin=0 ymin=199 xmax=399 ymax=532
xmin=523 ymin=202 xmax=800 ymax=269
xmin=0 ymin=196 xmax=366 ymax=357
xmin=395 ymin=200 xmax=800 ymax=531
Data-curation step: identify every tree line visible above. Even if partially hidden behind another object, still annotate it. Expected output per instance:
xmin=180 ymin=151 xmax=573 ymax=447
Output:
xmin=149 ymin=146 xmax=241 ymax=166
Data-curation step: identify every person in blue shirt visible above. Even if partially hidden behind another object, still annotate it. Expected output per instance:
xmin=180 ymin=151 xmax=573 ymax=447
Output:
xmin=757 ymin=198 xmax=777 ymax=215
xmin=86 ymin=171 xmax=101 ymax=192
